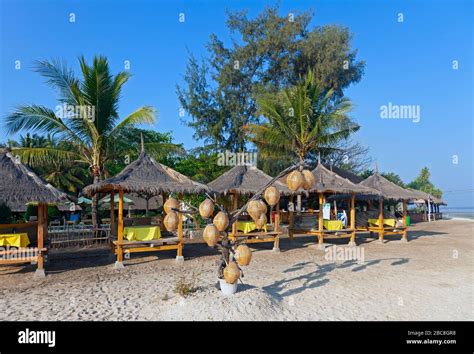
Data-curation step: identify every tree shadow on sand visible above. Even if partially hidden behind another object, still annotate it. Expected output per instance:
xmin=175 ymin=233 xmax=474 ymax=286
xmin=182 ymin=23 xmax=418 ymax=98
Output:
xmin=262 ymin=256 xmax=410 ymax=301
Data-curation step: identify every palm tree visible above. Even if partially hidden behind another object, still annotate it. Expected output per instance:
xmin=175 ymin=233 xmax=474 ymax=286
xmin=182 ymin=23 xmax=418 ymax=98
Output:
xmin=246 ymin=70 xmax=359 ymax=210
xmin=5 ymin=56 xmax=156 ymax=227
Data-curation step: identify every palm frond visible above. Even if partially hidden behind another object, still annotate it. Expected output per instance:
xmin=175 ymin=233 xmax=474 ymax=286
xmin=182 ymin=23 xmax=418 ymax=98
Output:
xmin=5 ymin=104 xmax=82 ymax=142
xmin=9 ymin=147 xmax=84 ymax=168
xmin=109 ymin=106 xmax=156 ymax=136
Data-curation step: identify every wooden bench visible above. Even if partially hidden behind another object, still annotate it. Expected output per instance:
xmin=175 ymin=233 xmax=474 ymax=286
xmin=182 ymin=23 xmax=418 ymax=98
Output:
xmin=229 ymin=230 xmax=282 ymax=251
xmin=289 ymin=227 xmax=356 ymax=248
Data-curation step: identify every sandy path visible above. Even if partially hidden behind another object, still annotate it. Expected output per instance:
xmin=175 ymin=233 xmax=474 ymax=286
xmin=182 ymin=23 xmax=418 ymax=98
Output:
xmin=0 ymin=219 xmax=472 ymax=321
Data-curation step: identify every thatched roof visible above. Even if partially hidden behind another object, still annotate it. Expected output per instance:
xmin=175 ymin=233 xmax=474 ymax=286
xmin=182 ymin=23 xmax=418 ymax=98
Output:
xmin=208 ymin=165 xmax=291 ymax=195
xmin=0 ymin=149 xmax=68 ymax=212
xmin=82 ymin=143 xmax=210 ymax=196
xmin=328 ymin=165 xmax=364 ymax=184
xmin=309 ymin=163 xmax=380 ymax=195
xmin=278 ymin=163 xmax=379 ymax=196
xmin=407 ymin=188 xmax=447 ymax=205
xmin=359 ymin=172 xmax=419 ymax=200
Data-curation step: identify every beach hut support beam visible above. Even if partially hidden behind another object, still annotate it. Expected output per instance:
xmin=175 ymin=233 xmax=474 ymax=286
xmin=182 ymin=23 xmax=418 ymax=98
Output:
xmin=231 ymin=193 xmax=238 ymax=240
xmin=115 ymin=189 xmax=125 ymax=269
xmin=110 ymin=191 xmax=115 ymax=236
xmin=272 ymin=203 xmax=281 ymax=252
xmin=317 ymin=193 xmax=324 ymax=249
xmin=349 ymin=193 xmax=356 ymax=246
xmin=34 ymin=203 xmax=46 ymax=277
xmin=176 ymin=193 xmax=184 ymax=262
xmin=288 ymin=194 xmax=294 ymax=240
xmin=402 ymin=200 xmax=408 ymax=242
xmin=378 ymin=198 xmax=384 ymax=243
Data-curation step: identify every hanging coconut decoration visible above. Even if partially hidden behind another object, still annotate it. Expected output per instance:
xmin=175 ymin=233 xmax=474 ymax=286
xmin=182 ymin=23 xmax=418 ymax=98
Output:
xmin=163 ymin=211 xmax=178 ymax=231
xmin=203 ymin=224 xmax=220 ymax=247
xmin=264 ymin=186 xmax=280 ymax=207
xmin=247 ymin=200 xmax=262 ymax=221
xmin=213 ymin=211 xmax=229 ymax=232
xmin=164 ymin=197 xmax=179 ymax=214
xmin=223 ymin=262 xmax=241 ymax=284
xmin=255 ymin=212 xmax=267 ymax=229
xmin=302 ymin=169 xmax=315 ymax=190
xmin=287 ymin=170 xmax=304 ymax=191
xmin=234 ymin=244 xmax=252 ymax=266
xmin=199 ymin=198 xmax=214 ymax=219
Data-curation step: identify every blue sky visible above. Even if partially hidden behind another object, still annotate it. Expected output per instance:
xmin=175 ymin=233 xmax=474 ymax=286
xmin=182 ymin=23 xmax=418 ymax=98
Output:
xmin=0 ymin=0 xmax=472 ymax=206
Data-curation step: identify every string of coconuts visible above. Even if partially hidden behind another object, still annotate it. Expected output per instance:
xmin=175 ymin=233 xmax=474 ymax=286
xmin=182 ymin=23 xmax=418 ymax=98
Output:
xmin=161 ymin=164 xmax=315 ymax=287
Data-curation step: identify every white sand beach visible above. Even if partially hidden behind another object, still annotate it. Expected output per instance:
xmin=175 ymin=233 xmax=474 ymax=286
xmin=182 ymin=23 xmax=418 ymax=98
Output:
xmin=0 ymin=219 xmax=472 ymax=321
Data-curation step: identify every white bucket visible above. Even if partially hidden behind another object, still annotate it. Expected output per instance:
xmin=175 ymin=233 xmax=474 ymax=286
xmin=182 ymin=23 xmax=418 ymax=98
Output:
xmin=219 ymin=279 xmax=238 ymax=295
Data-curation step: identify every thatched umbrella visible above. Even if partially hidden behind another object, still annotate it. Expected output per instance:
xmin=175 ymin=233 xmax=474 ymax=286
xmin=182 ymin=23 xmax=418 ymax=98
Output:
xmin=0 ymin=149 xmax=68 ymax=276
xmin=359 ymin=168 xmax=419 ymax=242
xmin=208 ymin=165 xmax=290 ymax=249
xmin=82 ymin=138 xmax=210 ymax=267
xmin=280 ymin=162 xmax=379 ymax=246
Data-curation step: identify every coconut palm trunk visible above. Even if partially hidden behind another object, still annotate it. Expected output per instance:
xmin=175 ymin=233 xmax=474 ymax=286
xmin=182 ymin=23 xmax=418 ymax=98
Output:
xmin=296 ymin=154 xmax=305 ymax=213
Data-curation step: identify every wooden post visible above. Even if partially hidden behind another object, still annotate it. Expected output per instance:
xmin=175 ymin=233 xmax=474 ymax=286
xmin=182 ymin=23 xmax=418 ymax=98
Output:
xmin=350 ymin=193 xmax=356 ymax=245
xmin=275 ymin=203 xmax=280 ymax=233
xmin=289 ymin=194 xmax=294 ymax=240
xmin=35 ymin=203 xmax=45 ymax=277
xmin=378 ymin=197 xmax=384 ymax=243
xmin=110 ymin=191 xmax=115 ymax=236
xmin=273 ymin=203 xmax=280 ymax=252
xmin=176 ymin=193 xmax=183 ymax=262
xmin=231 ymin=193 xmax=238 ymax=239
xmin=318 ymin=193 xmax=324 ymax=248
xmin=402 ymin=199 xmax=408 ymax=241
xmin=115 ymin=189 xmax=124 ymax=268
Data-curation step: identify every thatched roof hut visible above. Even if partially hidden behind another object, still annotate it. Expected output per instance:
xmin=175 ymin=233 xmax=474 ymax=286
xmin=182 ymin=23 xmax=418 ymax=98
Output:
xmin=278 ymin=163 xmax=379 ymax=196
xmin=359 ymin=172 xmax=419 ymax=200
xmin=407 ymin=188 xmax=447 ymax=205
xmin=208 ymin=165 xmax=291 ymax=195
xmin=309 ymin=163 xmax=380 ymax=195
xmin=0 ymin=149 xmax=68 ymax=211
xmin=82 ymin=144 xmax=210 ymax=196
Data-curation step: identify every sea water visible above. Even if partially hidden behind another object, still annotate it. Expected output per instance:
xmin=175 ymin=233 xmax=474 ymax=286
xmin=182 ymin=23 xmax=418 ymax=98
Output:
xmin=440 ymin=207 xmax=474 ymax=220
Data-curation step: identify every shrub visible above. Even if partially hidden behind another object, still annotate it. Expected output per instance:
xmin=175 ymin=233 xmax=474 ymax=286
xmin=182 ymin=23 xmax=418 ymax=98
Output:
xmin=174 ymin=274 xmax=198 ymax=297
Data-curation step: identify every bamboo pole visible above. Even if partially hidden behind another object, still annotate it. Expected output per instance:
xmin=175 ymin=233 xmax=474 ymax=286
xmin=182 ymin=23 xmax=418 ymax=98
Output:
xmin=231 ymin=193 xmax=238 ymax=238
xmin=275 ymin=203 xmax=280 ymax=233
xmin=349 ymin=193 xmax=356 ymax=245
xmin=110 ymin=191 xmax=115 ymax=236
xmin=273 ymin=202 xmax=280 ymax=252
xmin=378 ymin=197 xmax=384 ymax=243
xmin=318 ymin=193 xmax=324 ymax=248
xmin=115 ymin=189 xmax=124 ymax=268
xmin=402 ymin=200 xmax=408 ymax=241
xmin=176 ymin=193 xmax=183 ymax=262
xmin=35 ymin=203 xmax=45 ymax=277
xmin=288 ymin=194 xmax=294 ymax=240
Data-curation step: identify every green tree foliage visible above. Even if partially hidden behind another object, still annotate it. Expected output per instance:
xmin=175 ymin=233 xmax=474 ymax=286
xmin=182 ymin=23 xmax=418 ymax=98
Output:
xmin=177 ymin=5 xmax=365 ymax=151
xmin=247 ymin=70 xmax=359 ymax=166
xmin=4 ymin=56 xmax=156 ymax=226
xmin=407 ymin=167 xmax=443 ymax=198
xmin=171 ymin=150 xmax=228 ymax=184
xmin=106 ymin=127 xmax=185 ymax=176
